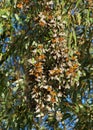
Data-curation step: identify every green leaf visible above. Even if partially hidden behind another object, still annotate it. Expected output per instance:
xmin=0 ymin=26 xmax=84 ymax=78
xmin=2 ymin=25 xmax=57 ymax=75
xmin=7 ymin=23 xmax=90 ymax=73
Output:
xmin=72 ymin=29 xmax=77 ymax=46
xmin=0 ymin=23 xmax=3 ymax=34
xmin=62 ymin=113 xmax=71 ymax=120
xmin=15 ymin=14 xmax=20 ymax=21
xmin=68 ymin=32 xmax=73 ymax=48
xmin=76 ymin=0 xmax=82 ymax=8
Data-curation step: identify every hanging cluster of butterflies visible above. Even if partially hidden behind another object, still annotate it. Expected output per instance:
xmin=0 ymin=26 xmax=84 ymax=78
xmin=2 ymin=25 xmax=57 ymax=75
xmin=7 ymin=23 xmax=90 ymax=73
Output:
xmin=23 ymin=0 xmax=82 ymax=117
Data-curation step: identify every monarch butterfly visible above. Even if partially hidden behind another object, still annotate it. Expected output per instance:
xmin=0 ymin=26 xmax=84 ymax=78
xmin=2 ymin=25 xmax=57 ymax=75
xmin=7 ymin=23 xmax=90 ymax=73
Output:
xmin=24 ymin=0 xmax=29 ymax=3
xmin=87 ymin=0 xmax=93 ymax=6
xmin=75 ymin=51 xmax=80 ymax=56
xmin=47 ymin=86 xmax=52 ymax=92
xmin=63 ymin=49 xmax=69 ymax=53
xmin=36 ymin=67 xmax=43 ymax=73
xmin=48 ymin=15 xmax=53 ymax=20
xmin=71 ymin=56 xmax=76 ymax=61
xmin=39 ymin=20 xmax=46 ymax=27
xmin=49 ymin=69 xmax=61 ymax=76
xmin=17 ymin=3 xmax=23 ymax=8
xmin=50 ymin=90 xmax=57 ymax=96
xmin=38 ymin=45 xmax=43 ymax=49
xmin=72 ymin=72 xmax=77 ymax=77
xmin=32 ymin=86 xmax=39 ymax=93
xmin=66 ymin=67 xmax=75 ymax=76
xmin=58 ymin=37 xmax=64 ymax=42
xmin=50 ymin=97 xmax=56 ymax=103
xmin=66 ymin=70 xmax=71 ymax=76
xmin=65 ymin=57 xmax=69 ymax=62
xmin=73 ymin=64 xmax=79 ymax=69
xmin=52 ymin=38 xmax=58 ymax=43
xmin=69 ymin=67 xmax=75 ymax=73
xmin=34 ymin=72 xmax=39 ymax=78
xmin=34 ymin=62 xmax=43 ymax=67
xmin=66 ymin=64 xmax=78 ymax=76
xmin=38 ymin=54 xmax=46 ymax=60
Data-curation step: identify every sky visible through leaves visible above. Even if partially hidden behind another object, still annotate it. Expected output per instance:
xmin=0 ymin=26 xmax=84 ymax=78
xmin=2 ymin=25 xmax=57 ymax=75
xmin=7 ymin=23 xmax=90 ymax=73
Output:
xmin=0 ymin=0 xmax=93 ymax=130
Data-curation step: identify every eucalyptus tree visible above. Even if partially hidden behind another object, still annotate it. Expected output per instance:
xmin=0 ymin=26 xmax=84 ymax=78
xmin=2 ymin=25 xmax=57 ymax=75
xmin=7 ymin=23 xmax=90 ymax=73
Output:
xmin=0 ymin=0 xmax=93 ymax=129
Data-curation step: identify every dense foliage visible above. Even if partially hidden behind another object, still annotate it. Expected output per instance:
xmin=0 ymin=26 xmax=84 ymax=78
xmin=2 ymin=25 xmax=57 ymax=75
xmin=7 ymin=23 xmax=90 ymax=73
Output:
xmin=0 ymin=0 xmax=93 ymax=129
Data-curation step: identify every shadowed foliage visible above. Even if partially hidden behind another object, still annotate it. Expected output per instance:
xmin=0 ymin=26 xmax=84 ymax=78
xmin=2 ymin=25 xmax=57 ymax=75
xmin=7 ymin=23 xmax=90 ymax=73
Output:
xmin=0 ymin=0 xmax=93 ymax=129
